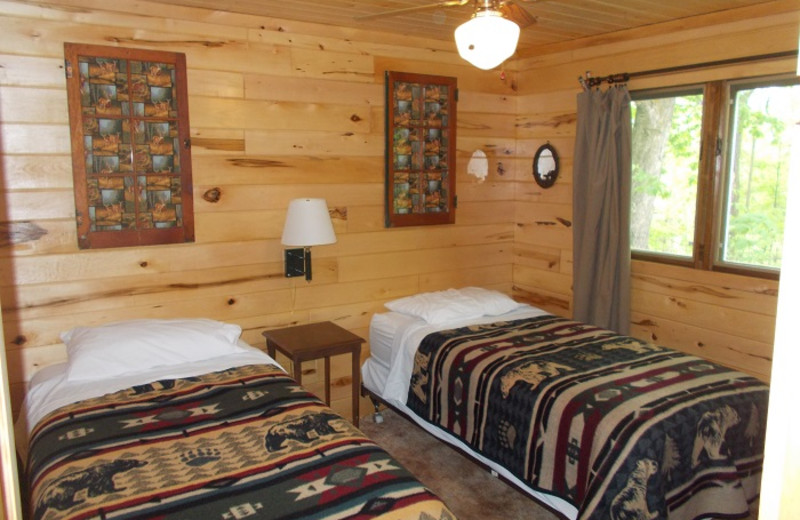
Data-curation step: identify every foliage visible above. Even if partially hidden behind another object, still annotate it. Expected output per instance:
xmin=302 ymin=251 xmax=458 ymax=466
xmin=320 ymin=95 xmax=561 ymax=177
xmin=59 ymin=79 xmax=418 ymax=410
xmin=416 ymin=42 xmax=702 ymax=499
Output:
xmin=723 ymin=86 xmax=794 ymax=268
xmin=631 ymin=83 xmax=798 ymax=269
xmin=631 ymin=94 xmax=702 ymax=257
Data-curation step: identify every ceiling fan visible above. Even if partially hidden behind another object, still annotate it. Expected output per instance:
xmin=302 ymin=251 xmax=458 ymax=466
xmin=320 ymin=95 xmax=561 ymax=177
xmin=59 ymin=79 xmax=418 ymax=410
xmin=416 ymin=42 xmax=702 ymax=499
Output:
xmin=356 ymin=1 xmax=539 ymax=69
xmin=355 ymin=0 xmax=538 ymax=30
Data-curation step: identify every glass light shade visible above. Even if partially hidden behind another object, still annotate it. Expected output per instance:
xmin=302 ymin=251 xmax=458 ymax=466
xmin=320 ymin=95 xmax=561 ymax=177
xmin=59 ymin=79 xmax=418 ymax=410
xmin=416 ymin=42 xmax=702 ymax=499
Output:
xmin=454 ymin=11 xmax=520 ymax=70
xmin=281 ymin=198 xmax=337 ymax=246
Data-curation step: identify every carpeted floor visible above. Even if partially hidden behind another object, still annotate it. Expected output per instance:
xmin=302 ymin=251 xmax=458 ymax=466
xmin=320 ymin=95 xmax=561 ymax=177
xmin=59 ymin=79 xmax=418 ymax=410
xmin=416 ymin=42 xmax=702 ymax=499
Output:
xmin=360 ymin=409 xmax=761 ymax=520
xmin=359 ymin=408 xmax=562 ymax=520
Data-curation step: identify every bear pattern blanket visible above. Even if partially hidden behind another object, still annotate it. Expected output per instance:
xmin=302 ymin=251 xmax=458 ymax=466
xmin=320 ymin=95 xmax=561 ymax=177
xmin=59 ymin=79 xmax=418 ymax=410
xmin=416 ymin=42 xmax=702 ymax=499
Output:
xmin=28 ymin=364 xmax=455 ymax=520
xmin=406 ymin=315 xmax=768 ymax=520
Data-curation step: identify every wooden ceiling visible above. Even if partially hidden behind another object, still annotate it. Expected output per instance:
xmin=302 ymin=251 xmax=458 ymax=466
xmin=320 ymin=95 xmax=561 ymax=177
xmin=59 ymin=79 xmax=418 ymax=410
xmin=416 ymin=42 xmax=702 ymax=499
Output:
xmin=146 ymin=0 xmax=777 ymax=55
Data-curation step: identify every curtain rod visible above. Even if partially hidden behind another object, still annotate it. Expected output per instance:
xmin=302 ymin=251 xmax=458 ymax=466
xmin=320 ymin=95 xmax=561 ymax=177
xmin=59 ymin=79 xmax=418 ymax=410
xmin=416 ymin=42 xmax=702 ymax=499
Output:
xmin=579 ymin=50 xmax=798 ymax=90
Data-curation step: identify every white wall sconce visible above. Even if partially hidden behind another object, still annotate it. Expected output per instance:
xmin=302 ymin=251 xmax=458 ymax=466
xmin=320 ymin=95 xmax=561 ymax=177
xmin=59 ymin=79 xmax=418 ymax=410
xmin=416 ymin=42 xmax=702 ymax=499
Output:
xmin=467 ymin=149 xmax=489 ymax=181
xmin=281 ymin=198 xmax=337 ymax=281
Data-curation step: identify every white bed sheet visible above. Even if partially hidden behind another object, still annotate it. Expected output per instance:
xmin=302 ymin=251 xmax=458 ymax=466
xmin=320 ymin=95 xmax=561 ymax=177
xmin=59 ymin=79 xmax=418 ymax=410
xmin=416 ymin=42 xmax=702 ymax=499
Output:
xmin=361 ymin=305 xmax=578 ymax=519
xmin=15 ymin=341 xmax=280 ymax=458
xmin=368 ymin=311 xmax=422 ymax=365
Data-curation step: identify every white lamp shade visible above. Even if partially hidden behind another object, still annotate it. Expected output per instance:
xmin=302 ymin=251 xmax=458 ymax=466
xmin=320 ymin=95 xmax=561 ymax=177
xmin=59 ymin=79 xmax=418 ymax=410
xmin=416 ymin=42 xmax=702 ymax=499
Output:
xmin=281 ymin=198 xmax=337 ymax=246
xmin=455 ymin=11 xmax=520 ymax=70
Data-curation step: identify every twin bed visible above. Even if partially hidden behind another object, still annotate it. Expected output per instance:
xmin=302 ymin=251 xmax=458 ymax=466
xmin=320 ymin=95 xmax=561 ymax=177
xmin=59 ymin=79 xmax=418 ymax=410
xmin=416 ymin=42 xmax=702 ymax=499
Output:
xmin=17 ymin=288 xmax=770 ymax=520
xmin=361 ymin=288 xmax=769 ymax=520
xmin=17 ymin=319 xmax=454 ymax=520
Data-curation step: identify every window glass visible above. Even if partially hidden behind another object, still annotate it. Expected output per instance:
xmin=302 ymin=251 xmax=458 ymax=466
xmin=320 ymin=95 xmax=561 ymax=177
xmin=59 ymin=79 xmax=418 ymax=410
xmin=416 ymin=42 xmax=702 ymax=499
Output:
xmin=630 ymin=91 xmax=704 ymax=257
xmin=721 ymin=81 xmax=800 ymax=270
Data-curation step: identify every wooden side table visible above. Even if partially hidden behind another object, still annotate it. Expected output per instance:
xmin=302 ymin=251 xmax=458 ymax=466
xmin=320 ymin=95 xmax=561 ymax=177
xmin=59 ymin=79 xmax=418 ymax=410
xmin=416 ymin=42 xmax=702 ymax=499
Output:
xmin=262 ymin=321 xmax=364 ymax=426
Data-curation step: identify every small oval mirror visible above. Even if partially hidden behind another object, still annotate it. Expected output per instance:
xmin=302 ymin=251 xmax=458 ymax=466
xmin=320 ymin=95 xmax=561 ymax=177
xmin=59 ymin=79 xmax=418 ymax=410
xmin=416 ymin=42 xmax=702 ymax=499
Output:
xmin=532 ymin=143 xmax=559 ymax=189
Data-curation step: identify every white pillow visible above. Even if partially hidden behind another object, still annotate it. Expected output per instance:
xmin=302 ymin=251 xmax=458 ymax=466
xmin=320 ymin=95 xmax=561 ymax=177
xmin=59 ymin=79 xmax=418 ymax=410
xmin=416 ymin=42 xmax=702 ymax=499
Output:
xmin=458 ymin=287 xmax=521 ymax=316
xmin=61 ymin=318 xmax=246 ymax=382
xmin=384 ymin=289 xmax=484 ymax=324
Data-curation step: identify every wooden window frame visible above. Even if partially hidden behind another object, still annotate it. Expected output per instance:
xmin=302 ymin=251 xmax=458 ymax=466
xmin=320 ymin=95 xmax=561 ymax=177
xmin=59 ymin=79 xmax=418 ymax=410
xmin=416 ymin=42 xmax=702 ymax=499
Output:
xmin=64 ymin=43 xmax=194 ymax=249
xmin=631 ymin=76 xmax=796 ymax=281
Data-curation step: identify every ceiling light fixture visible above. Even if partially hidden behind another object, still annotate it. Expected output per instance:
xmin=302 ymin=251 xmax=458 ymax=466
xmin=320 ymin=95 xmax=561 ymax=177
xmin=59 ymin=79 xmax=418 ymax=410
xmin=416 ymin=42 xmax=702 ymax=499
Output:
xmin=454 ymin=0 xmax=520 ymax=70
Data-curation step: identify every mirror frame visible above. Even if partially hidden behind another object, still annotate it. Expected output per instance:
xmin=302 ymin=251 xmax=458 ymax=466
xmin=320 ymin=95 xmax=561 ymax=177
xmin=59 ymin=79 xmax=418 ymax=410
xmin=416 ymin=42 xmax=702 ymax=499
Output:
xmin=532 ymin=143 xmax=559 ymax=189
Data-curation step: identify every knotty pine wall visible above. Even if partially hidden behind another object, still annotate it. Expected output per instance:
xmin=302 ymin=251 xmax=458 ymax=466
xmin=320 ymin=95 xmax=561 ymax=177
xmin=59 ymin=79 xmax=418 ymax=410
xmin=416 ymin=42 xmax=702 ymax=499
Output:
xmin=514 ymin=0 xmax=799 ymax=382
xmin=0 ymin=0 xmax=796 ymax=428
xmin=0 ymin=0 xmax=522 ymax=421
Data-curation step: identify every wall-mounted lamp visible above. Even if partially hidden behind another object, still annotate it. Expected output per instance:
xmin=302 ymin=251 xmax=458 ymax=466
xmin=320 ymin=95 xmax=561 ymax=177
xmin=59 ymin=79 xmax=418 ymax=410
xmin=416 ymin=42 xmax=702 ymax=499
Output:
xmin=281 ymin=198 xmax=337 ymax=281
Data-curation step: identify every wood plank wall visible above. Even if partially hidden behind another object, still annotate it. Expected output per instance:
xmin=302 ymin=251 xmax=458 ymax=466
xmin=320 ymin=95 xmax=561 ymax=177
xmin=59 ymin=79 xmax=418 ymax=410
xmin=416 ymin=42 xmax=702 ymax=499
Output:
xmin=513 ymin=0 xmax=799 ymax=382
xmin=0 ymin=0 xmax=521 ymax=420
xmin=0 ymin=0 xmax=796 ymax=428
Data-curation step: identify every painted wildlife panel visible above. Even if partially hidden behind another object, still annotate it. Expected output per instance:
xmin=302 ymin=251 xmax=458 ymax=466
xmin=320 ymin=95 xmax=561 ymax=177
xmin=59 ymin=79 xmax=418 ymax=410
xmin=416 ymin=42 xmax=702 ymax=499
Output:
xmin=64 ymin=43 xmax=194 ymax=248
xmin=385 ymin=71 xmax=457 ymax=228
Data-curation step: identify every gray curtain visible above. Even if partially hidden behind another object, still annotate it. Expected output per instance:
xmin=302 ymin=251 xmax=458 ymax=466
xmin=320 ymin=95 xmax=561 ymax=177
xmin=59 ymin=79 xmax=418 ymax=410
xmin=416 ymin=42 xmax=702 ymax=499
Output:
xmin=572 ymin=86 xmax=632 ymax=334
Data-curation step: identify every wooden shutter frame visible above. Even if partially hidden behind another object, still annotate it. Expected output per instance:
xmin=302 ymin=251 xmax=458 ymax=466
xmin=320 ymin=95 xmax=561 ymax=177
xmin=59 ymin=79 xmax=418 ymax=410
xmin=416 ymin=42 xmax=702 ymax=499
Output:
xmin=64 ymin=43 xmax=195 ymax=249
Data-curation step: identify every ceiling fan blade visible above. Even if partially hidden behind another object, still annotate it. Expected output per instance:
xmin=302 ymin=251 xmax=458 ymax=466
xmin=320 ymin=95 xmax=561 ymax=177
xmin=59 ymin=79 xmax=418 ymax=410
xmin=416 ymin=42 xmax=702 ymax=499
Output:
xmin=500 ymin=2 xmax=537 ymax=29
xmin=354 ymin=0 xmax=470 ymax=21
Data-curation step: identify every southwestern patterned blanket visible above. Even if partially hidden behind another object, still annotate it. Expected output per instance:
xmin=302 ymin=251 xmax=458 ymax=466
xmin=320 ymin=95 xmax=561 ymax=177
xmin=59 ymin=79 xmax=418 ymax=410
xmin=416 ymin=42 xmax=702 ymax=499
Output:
xmin=28 ymin=364 xmax=455 ymax=520
xmin=406 ymin=315 xmax=768 ymax=520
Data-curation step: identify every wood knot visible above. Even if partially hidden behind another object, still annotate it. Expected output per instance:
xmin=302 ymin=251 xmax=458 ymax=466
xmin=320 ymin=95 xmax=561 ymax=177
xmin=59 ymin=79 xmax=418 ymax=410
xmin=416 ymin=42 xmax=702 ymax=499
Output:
xmin=140 ymin=261 xmax=148 ymax=268
xmin=329 ymin=207 xmax=348 ymax=220
xmin=228 ymin=158 xmax=287 ymax=168
xmin=350 ymin=114 xmax=362 ymax=122
xmin=12 ymin=335 xmax=26 ymax=346
xmin=0 ymin=221 xmax=48 ymax=246
xmin=203 ymin=187 xmax=221 ymax=203
xmin=227 ymin=298 xmax=236 ymax=305
xmin=669 ymin=297 xmax=687 ymax=308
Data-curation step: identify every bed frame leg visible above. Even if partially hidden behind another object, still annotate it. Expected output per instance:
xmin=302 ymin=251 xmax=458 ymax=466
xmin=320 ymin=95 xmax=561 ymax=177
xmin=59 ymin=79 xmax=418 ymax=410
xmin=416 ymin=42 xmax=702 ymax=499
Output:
xmin=361 ymin=385 xmax=385 ymax=424
xmin=369 ymin=396 xmax=384 ymax=424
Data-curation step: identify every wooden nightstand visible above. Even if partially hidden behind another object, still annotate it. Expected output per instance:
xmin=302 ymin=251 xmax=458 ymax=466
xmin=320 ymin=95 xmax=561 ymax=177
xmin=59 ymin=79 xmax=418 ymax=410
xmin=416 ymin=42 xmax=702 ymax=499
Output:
xmin=262 ymin=321 xmax=364 ymax=426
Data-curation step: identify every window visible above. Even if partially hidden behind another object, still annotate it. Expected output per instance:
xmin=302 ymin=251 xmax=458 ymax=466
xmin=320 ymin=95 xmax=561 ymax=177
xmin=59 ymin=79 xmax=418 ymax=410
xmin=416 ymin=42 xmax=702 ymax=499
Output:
xmin=631 ymin=88 xmax=703 ymax=258
xmin=64 ymin=43 xmax=194 ymax=249
xmin=721 ymin=79 xmax=798 ymax=270
xmin=630 ymin=76 xmax=800 ymax=278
